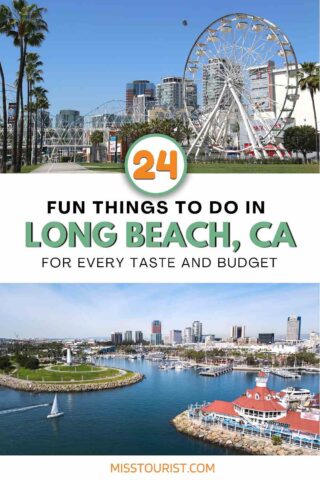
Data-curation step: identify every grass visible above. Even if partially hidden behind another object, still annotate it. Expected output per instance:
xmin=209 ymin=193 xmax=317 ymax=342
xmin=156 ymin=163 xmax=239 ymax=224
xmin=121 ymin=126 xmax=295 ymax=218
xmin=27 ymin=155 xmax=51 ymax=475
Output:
xmin=20 ymin=164 xmax=42 ymax=173
xmin=187 ymin=163 xmax=319 ymax=174
xmin=81 ymin=161 xmax=319 ymax=174
xmin=13 ymin=365 xmax=128 ymax=383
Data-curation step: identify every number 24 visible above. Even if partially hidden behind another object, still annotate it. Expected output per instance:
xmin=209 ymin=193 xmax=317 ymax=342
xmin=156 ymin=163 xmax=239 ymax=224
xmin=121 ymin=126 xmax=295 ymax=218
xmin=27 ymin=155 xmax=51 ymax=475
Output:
xmin=133 ymin=150 xmax=177 ymax=180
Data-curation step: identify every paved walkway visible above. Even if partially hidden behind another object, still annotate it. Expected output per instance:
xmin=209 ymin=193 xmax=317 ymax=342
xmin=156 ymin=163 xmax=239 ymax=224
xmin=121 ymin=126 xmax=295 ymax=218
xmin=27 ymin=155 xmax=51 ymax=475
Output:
xmin=32 ymin=162 xmax=93 ymax=173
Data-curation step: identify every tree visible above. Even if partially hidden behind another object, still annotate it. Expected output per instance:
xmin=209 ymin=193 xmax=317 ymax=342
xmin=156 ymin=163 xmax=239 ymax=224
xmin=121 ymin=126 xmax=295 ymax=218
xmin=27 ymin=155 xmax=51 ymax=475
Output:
xmin=298 ymin=62 xmax=320 ymax=160
xmin=24 ymin=356 xmax=39 ymax=370
xmin=2 ymin=0 xmax=48 ymax=172
xmin=283 ymin=125 xmax=317 ymax=163
xmin=0 ymin=355 xmax=12 ymax=371
xmin=0 ymin=5 xmax=13 ymax=173
xmin=31 ymin=85 xmax=47 ymax=164
xmin=90 ymin=130 xmax=104 ymax=162
xmin=25 ymin=52 xmax=43 ymax=165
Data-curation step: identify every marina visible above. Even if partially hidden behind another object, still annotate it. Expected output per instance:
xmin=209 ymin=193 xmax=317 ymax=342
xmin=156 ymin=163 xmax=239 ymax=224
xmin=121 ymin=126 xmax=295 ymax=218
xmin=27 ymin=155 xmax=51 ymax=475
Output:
xmin=0 ymin=357 xmax=318 ymax=455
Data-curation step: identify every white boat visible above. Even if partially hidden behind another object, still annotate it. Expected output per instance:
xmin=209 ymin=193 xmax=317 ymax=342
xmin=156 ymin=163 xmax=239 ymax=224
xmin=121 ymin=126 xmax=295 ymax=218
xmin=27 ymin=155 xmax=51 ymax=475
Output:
xmin=280 ymin=387 xmax=311 ymax=402
xmin=47 ymin=394 xmax=64 ymax=419
xmin=175 ymin=363 xmax=186 ymax=370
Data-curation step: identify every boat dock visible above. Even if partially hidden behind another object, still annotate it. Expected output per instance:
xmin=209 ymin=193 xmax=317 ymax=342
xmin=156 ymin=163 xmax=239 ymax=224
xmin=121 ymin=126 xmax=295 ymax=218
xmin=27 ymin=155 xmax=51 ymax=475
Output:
xmin=270 ymin=369 xmax=301 ymax=379
xmin=198 ymin=365 xmax=233 ymax=377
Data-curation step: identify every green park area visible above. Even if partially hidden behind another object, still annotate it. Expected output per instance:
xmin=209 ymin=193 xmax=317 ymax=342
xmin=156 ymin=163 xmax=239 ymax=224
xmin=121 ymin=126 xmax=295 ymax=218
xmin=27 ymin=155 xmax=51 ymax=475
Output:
xmin=12 ymin=364 xmax=133 ymax=384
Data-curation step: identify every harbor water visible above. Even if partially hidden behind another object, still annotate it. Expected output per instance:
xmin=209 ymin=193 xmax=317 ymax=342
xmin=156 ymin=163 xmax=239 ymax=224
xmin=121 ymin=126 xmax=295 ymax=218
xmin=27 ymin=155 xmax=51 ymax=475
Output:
xmin=0 ymin=358 xmax=319 ymax=455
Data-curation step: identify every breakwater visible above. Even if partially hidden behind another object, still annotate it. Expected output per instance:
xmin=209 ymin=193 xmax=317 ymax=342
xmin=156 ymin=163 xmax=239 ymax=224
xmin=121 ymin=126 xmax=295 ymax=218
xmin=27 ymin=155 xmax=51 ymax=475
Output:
xmin=0 ymin=372 xmax=144 ymax=393
xmin=172 ymin=411 xmax=317 ymax=456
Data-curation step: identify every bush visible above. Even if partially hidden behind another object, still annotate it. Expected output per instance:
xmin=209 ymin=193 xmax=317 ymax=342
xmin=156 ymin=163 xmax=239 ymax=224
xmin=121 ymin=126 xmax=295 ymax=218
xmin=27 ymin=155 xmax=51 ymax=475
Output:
xmin=0 ymin=356 xmax=12 ymax=372
xmin=271 ymin=435 xmax=282 ymax=446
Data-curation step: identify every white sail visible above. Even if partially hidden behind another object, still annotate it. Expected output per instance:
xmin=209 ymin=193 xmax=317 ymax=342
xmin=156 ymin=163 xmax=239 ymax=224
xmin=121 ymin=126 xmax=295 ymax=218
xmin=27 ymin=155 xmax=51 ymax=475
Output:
xmin=50 ymin=394 xmax=59 ymax=415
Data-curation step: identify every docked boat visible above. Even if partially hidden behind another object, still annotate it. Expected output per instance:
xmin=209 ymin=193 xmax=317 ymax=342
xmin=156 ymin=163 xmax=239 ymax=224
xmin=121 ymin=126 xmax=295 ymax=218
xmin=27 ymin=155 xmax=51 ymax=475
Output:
xmin=47 ymin=394 xmax=64 ymax=419
xmin=280 ymin=387 xmax=312 ymax=403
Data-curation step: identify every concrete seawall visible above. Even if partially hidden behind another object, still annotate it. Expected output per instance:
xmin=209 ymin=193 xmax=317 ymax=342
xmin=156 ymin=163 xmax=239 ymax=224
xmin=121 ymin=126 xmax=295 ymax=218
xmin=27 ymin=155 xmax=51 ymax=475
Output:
xmin=0 ymin=372 xmax=144 ymax=393
xmin=172 ymin=411 xmax=317 ymax=456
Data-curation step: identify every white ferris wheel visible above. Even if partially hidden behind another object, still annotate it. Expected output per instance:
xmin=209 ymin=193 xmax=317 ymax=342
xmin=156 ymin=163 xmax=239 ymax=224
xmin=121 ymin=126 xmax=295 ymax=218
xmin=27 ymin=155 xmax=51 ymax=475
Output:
xmin=183 ymin=13 xmax=299 ymax=159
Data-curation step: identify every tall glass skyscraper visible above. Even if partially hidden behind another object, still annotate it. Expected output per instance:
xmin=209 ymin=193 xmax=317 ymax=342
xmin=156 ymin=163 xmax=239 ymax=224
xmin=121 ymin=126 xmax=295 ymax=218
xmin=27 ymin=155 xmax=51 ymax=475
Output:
xmin=286 ymin=315 xmax=301 ymax=341
xmin=151 ymin=320 xmax=162 ymax=345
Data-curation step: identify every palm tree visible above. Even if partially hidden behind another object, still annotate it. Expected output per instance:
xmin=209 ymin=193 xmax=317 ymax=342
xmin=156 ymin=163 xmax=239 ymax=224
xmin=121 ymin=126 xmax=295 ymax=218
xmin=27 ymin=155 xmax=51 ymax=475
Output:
xmin=25 ymin=52 xmax=43 ymax=164
xmin=2 ymin=0 xmax=48 ymax=172
xmin=0 ymin=5 xmax=13 ymax=173
xmin=90 ymin=130 xmax=104 ymax=162
xmin=298 ymin=62 xmax=320 ymax=161
xmin=31 ymin=85 xmax=47 ymax=164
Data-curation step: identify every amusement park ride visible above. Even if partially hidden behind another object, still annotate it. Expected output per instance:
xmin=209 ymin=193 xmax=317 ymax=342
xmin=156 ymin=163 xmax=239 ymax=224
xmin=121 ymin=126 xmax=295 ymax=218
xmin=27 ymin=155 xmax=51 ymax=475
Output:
xmin=1 ymin=13 xmax=299 ymax=162
xmin=183 ymin=13 xmax=299 ymax=159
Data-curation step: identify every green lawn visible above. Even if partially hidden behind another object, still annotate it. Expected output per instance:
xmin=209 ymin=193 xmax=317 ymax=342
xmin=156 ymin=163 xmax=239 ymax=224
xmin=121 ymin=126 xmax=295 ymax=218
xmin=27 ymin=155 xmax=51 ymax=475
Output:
xmin=21 ymin=164 xmax=42 ymax=173
xmin=82 ymin=161 xmax=319 ymax=174
xmin=13 ymin=365 xmax=128 ymax=383
xmin=187 ymin=163 xmax=319 ymax=174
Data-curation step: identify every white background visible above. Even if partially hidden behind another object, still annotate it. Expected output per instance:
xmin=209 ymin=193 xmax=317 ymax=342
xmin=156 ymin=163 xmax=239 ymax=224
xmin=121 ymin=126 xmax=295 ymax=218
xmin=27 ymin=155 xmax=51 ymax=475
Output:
xmin=0 ymin=173 xmax=318 ymax=282
xmin=0 ymin=172 xmax=319 ymax=478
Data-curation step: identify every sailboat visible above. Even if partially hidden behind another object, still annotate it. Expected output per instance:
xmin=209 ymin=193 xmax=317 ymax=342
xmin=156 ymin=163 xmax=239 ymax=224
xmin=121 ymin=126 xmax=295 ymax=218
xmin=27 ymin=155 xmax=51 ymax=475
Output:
xmin=47 ymin=394 xmax=64 ymax=419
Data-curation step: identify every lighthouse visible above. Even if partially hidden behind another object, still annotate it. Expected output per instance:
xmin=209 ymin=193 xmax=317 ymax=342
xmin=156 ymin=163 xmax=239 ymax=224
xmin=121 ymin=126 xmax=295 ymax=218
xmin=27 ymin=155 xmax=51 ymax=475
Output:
xmin=66 ymin=348 xmax=72 ymax=365
xmin=255 ymin=371 xmax=268 ymax=388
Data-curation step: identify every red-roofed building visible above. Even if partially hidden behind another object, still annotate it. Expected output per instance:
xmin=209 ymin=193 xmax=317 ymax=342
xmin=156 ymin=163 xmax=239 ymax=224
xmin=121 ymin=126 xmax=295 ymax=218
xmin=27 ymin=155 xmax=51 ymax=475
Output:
xmin=199 ymin=372 xmax=320 ymax=437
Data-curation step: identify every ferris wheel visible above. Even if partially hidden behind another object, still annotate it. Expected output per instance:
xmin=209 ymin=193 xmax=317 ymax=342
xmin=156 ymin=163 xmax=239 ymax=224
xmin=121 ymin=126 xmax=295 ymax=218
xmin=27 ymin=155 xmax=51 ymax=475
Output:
xmin=183 ymin=13 xmax=299 ymax=158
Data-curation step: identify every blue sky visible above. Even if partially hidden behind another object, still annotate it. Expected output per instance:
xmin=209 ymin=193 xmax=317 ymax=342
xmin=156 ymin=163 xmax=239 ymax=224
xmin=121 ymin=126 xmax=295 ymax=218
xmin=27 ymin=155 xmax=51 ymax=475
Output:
xmin=0 ymin=0 xmax=318 ymax=115
xmin=0 ymin=284 xmax=318 ymax=338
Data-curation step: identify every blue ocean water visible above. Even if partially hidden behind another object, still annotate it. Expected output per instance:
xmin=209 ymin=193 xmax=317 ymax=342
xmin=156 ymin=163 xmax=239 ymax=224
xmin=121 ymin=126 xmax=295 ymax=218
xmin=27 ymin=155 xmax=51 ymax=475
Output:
xmin=0 ymin=358 xmax=318 ymax=455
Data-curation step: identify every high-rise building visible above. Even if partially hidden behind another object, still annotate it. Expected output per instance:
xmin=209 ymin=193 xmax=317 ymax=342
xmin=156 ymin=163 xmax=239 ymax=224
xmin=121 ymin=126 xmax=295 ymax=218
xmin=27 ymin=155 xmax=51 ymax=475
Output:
xmin=169 ymin=330 xmax=182 ymax=345
xmin=111 ymin=332 xmax=123 ymax=345
xmin=184 ymin=79 xmax=198 ymax=109
xmin=230 ymin=325 xmax=246 ymax=340
xmin=192 ymin=321 xmax=203 ymax=342
xmin=156 ymin=77 xmax=183 ymax=110
xmin=132 ymin=94 xmax=156 ymax=122
xmin=126 ymin=80 xmax=155 ymax=114
xmin=286 ymin=315 xmax=301 ymax=341
xmin=258 ymin=333 xmax=275 ymax=344
xmin=183 ymin=327 xmax=194 ymax=343
xmin=135 ymin=331 xmax=143 ymax=344
xmin=203 ymin=59 xmax=234 ymax=108
xmin=55 ymin=109 xmax=83 ymax=128
xmin=124 ymin=331 xmax=133 ymax=343
xmin=151 ymin=320 xmax=162 ymax=345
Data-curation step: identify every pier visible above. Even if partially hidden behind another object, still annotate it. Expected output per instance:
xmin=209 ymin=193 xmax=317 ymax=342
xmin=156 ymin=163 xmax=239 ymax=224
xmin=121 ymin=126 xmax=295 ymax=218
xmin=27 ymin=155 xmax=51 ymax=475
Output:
xmin=270 ymin=369 xmax=301 ymax=379
xmin=198 ymin=365 xmax=233 ymax=377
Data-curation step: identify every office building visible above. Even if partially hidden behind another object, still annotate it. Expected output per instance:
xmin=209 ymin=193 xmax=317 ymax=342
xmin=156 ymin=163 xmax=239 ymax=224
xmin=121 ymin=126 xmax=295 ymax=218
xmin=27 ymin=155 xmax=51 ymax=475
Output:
xmin=203 ymin=59 xmax=232 ymax=108
xmin=132 ymin=94 xmax=156 ymax=122
xmin=169 ymin=330 xmax=182 ymax=345
xmin=150 ymin=320 xmax=162 ymax=345
xmin=126 ymin=80 xmax=155 ymax=114
xmin=183 ymin=327 xmax=194 ymax=343
xmin=55 ymin=109 xmax=83 ymax=128
xmin=230 ymin=325 xmax=246 ymax=341
xmin=124 ymin=331 xmax=133 ymax=343
xmin=258 ymin=333 xmax=275 ymax=344
xmin=135 ymin=330 xmax=144 ymax=344
xmin=192 ymin=321 xmax=203 ymax=342
xmin=286 ymin=315 xmax=301 ymax=341
xmin=111 ymin=332 xmax=123 ymax=345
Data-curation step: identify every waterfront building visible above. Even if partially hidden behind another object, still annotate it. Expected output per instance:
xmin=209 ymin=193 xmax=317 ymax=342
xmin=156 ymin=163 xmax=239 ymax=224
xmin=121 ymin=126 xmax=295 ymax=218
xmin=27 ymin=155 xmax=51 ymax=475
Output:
xmin=111 ymin=332 xmax=123 ymax=345
xmin=169 ymin=330 xmax=182 ymax=345
xmin=258 ymin=333 xmax=275 ymax=344
xmin=202 ymin=59 xmax=234 ymax=109
xmin=191 ymin=372 xmax=320 ymax=444
xmin=126 ymin=80 xmax=155 ymax=114
xmin=135 ymin=331 xmax=143 ymax=344
xmin=192 ymin=321 xmax=203 ymax=343
xmin=183 ymin=327 xmax=194 ymax=344
xmin=124 ymin=331 xmax=133 ymax=343
xmin=156 ymin=77 xmax=197 ymax=111
xmin=151 ymin=320 xmax=162 ymax=345
xmin=287 ymin=315 xmax=301 ymax=341
xmin=55 ymin=109 xmax=83 ymax=128
xmin=230 ymin=325 xmax=246 ymax=341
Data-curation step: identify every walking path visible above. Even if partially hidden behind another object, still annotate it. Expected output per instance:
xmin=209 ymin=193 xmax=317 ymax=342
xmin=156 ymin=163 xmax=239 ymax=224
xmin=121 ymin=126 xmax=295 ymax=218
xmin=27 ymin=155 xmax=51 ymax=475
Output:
xmin=32 ymin=162 xmax=94 ymax=173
